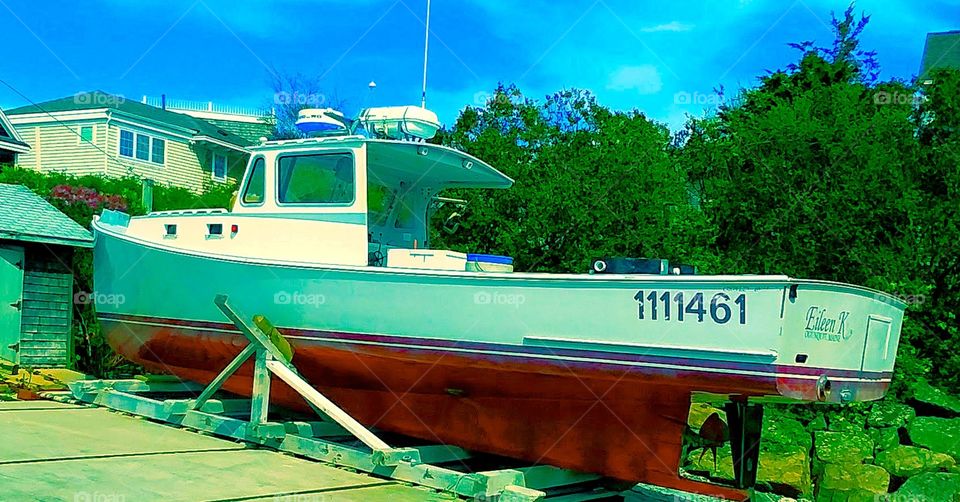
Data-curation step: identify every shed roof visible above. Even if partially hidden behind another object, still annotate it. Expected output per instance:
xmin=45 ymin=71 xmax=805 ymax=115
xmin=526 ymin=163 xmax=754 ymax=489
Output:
xmin=0 ymin=184 xmax=94 ymax=248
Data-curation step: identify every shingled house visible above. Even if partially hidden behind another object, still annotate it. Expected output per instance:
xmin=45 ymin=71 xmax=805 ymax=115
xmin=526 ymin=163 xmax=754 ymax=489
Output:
xmin=0 ymin=109 xmax=30 ymax=165
xmin=0 ymin=183 xmax=93 ymax=369
xmin=5 ymin=91 xmax=252 ymax=192
xmin=919 ymin=30 xmax=960 ymax=84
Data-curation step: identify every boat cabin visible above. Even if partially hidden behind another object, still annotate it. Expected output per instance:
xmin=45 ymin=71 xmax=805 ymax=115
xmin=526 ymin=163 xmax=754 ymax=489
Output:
xmin=111 ymin=107 xmax=515 ymax=271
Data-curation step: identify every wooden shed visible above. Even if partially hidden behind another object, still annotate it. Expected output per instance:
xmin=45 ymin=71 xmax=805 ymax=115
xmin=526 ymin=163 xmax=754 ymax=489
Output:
xmin=0 ymin=183 xmax=93 ymax=368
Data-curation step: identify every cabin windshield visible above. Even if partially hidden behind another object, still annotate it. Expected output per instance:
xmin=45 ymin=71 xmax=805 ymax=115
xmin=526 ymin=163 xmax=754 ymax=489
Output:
xmin=277 ymin=152 xmax=355 ymax=205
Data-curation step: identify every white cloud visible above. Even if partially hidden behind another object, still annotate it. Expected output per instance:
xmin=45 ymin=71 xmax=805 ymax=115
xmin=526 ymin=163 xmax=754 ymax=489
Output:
xmin=606 ymin=65 xmax=663 ymax=94
xmin=639 ymin=21 xmax=694 ymax=33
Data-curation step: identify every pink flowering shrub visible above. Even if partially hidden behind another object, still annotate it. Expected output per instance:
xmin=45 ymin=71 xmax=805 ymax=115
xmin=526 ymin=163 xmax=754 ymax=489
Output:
xmin=50 ymin=184 xmax=128 ymax=211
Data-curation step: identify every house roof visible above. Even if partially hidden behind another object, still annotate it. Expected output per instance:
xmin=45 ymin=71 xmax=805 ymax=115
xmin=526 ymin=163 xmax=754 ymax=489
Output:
xmin=5 ymin=91 xmax=253 ymax=149
xmin=920 ymin=31 xmax=960 ymax=81
xmin=0 ymin=109 xmax=30 ymax=154
xmin=0 ymin=184 xmax=93 ymax=248
xmin=203 ymin=117 xmax=274 ymax=144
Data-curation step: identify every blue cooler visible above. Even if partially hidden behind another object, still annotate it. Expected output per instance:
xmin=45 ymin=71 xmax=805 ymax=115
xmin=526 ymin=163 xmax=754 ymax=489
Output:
xmin=465 ymin=253 xmax=514 ymax=272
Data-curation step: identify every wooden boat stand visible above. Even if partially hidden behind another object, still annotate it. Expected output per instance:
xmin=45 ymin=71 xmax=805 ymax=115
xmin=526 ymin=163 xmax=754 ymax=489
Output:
xmin=61 ymin=295 xmax=643 ymax=501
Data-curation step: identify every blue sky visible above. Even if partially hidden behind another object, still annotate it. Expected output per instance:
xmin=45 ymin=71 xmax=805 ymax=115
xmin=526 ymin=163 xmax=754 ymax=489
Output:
xmin=0 ymin=0 xmax=956 ymax=131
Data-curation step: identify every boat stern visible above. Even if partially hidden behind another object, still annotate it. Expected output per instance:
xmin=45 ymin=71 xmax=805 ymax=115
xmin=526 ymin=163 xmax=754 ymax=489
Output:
xmin=775 ymin=281 xmax=906 ymax=403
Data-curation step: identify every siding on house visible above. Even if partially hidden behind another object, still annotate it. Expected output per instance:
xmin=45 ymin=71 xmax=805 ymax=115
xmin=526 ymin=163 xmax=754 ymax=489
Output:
xmin=6 ymin=92 xmax=252 ymax=192
xmin=11 ymin=118 xmax=244 ymax=192
xmin=15 ymin=121 xmax=106 ymax=176
xmin=104 ymin=122 xmax=210 ymax=191
xmin=18 ymin=245 xmax=74 ymax=368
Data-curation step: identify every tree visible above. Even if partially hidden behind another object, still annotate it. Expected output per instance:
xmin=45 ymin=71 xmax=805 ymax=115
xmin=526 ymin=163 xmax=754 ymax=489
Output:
xmin=433 ymin=85 xmax=717 ymax=273
xmin=678 ymin=5 xmax=960 ymax=393
xmin=269 ymin=71 xmax=344 ymax=140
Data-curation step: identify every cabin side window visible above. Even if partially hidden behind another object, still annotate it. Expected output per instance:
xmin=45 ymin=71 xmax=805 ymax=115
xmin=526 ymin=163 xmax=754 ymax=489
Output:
xmin=242 ymin=157 xmax=266 ymax=204
xmin=277 ymin=152 xmax=355 ymax=205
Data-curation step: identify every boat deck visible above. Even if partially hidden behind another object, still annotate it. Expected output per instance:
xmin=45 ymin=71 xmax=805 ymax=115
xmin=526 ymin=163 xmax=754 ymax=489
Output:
xmin=0 ymin=400 xmax=451 ymax=501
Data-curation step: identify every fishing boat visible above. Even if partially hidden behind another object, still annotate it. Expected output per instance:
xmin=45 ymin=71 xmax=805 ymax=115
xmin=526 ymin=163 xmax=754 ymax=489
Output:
xmin=91 ymin=105 xmax=906 ymax=498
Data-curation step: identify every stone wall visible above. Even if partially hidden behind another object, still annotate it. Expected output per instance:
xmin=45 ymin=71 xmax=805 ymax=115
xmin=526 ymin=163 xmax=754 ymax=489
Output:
xmin=681 ymin=383 xmax=960 ymax=500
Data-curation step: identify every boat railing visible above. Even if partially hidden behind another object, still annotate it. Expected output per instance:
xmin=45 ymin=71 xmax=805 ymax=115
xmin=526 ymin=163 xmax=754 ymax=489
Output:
xmin=146 ymin=208 xmax=229 ymax=217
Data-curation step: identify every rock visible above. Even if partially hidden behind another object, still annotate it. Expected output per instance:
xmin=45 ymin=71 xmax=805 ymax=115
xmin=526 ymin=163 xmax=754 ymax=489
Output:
xmin=685 ymin=443 xmax=734 ymax=482
xmin=868 ymin=426 xmax=900 ymax=452
xmin=907 ymin=417 xmax=960 ymax=461
xmin=815 ymin=430 xmax=874 ymax=464
xmin=687 ymin=402 xmax=724 ymax=429
xmin=910 ymin=381 xmax=960 ymax=416
xmin=827 ymin=412 xmax=868 ymax=432
xmin=875 ymin=445 xmax=956 ymax=478
xmin=749 ymin=492 xmax=796 ymax=502
xmin=816 ymin=488 xmax=884 ymax=501
xmin=764 ymin=414 xmax=813 ymax=452
xmin=806 ymin=414 xmax=827 ymax=432
xmin=819 ymin=463 xmax=890 ymax=495
xmin=895 ymin=472 xmax=960 ymax=499
xmin=867 ymin=402 xmax=916 ymax=428
xmin=757 ymin=446 xmax=813 ymax=498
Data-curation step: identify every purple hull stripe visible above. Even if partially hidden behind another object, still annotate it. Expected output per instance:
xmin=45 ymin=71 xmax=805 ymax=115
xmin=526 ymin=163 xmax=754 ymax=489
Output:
xmin=98 ymin=312 xmax=893 ymax=380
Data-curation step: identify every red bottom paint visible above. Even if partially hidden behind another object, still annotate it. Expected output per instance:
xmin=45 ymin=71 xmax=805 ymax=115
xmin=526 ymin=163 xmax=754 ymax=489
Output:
xmin=104 ymin=318 xmax=794 ymax=500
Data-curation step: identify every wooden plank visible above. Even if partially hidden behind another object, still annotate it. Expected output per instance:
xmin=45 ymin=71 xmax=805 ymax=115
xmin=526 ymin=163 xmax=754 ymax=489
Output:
xmin=250 ymin=349 xmax=271 ymax=426
xmin=23 ymin=270 xmax=73 ymax=281
xmin=190 ymin=343 xmax=257 ymax=411
xmin=517 ymin=465 xmax=601 ymax=490
xmin=267 ymin=360 xmax=391 ymax=452
xmin=414 ymin=444 xmax=473 ymax=464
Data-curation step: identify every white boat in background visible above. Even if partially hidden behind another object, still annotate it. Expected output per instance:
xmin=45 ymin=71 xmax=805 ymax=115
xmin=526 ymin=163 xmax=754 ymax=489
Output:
xmin=91 ymin=105 xmax=906 ymax=498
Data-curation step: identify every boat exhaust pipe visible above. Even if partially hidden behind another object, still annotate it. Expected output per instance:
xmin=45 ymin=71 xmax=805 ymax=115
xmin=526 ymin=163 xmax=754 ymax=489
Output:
xmin=816 ymin=374 xmax=832 ymax=401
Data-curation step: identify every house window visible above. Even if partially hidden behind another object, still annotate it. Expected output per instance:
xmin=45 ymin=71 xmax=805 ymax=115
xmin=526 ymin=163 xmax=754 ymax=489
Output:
xmin=277 ymin=152 xmax=354 ymax=204
xmin=119 ymin=130 xmax=134 ymax=157
xmin=242 ymin=157 xmax=265 ymax=204
xmin=151 ymin=138 xmax=165 ymax=164
xmin=135 ymin=134 xmax=149 ymax=161
xmin=212 ymin=153 xmax=228 ymax=181
xmin=79 ymin=126 xmax=93 ymax=143
xmin=119 ymin=129 xmax=164 ymax=165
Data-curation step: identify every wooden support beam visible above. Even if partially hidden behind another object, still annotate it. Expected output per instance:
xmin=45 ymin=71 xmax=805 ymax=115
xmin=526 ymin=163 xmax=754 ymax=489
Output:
xmin=413 ymin=444 xmax=472 ymax=464
xmin=191 ymin=343 xmax=257 ymax=411
xmin=214 ymin=295 xmax=293 ymax=367
xmin=266 ymin=359 xmax=390 ymax=452
xmin=250 ymin=349 xmax=271 ymax=426
xmin=516 ymin=465 xmax=601 ymax=490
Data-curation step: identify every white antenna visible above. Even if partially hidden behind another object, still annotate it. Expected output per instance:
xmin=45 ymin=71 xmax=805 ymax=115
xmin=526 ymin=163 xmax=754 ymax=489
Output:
xmin=420 ymin=0 xmax=431 ymax=108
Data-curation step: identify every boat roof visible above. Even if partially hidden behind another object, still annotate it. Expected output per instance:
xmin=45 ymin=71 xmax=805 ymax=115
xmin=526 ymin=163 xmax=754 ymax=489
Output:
xmin=252 ymin=136 xmax=514 ymax=190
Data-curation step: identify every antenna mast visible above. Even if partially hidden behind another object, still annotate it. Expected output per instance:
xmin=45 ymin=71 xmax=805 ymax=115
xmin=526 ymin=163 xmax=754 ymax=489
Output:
xmin=420 ymin=0 xmax=431 ymax=108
